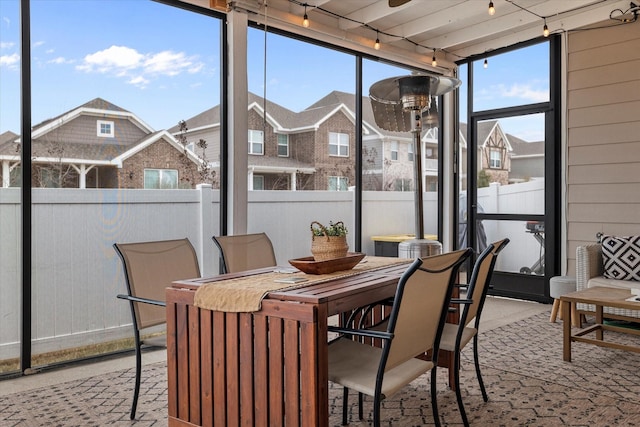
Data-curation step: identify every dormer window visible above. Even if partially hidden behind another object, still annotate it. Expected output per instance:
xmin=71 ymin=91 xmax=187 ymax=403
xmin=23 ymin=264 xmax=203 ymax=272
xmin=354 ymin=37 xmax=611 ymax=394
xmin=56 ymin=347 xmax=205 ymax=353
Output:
xmin=97 ymin=120 xmax=114 ymax=138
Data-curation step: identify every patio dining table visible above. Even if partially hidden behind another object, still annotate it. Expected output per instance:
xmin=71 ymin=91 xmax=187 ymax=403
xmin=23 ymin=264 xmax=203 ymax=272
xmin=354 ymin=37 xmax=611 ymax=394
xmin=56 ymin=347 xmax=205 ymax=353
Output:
xmin=165 ymin=257 xmax=458 ymax=427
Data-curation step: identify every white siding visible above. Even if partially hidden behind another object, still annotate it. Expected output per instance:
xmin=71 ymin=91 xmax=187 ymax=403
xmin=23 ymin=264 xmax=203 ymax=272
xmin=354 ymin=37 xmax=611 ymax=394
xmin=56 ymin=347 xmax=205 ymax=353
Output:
xmin=566 ymin=21 xmax=640 ymax=273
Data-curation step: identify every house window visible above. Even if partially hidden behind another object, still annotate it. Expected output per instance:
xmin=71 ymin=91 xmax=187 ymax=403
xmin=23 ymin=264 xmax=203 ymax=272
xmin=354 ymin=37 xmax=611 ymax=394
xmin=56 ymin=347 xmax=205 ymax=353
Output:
xmin=277 ymin=134 xmax=289 ymax=157
xmin=97 ymin=120 xmax=114 ymax=138
xmin=490 ymin=149 xmax=502 ymax=169
xmin=253 ymin=175 xmax=264 ymax=190
xmin=185 ymin=142 xmax=195 ymax=152
xmin=394 ymin=178 xmax=412 ymax=192
xmin=328 ymin=176 xmax=348 ymax=191
xmin=390 ymin=141 xmax=398 ymax=161
xmin=329 ymin=132 xmax=349 ymax=157
xmin=248 ymin=130 xmax=264 ymax=155
xmin=408 ymin=144 xmax=414 ymax=162
xmin=40 ymin=169 xmax=61 ymax=188
xmin=9 ymin=166 xmax=21 ymax=187
xmin=144 ymin=169 xmax=178 ymax=189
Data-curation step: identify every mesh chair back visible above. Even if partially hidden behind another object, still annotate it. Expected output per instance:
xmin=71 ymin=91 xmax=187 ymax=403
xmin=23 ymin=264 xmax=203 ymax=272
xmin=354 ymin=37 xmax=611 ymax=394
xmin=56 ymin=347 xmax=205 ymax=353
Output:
xmin=385 ymin=249 xmax=471 ymax=371
xmin=463 ymin=238 xmax=510 ymax=328
xmin=212 ymin=232 xmax=277 ymax=273
xmin=115 ymin=238 xmax=200 ymax=329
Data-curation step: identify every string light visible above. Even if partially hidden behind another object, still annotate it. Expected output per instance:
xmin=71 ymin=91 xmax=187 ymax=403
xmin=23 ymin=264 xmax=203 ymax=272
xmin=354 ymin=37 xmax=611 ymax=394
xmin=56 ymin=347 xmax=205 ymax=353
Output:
xmin=287 ymin=0 xmax=619 ymax=65
xmin=374 ymin=31 xmax=380 ymax=50
xmin=484 ymin=58 xmax=488 ymax=68
xmin=302 ymin=4 xmax=309 ymax=28
xmin=431 ymin=49 xmax=437 ymax=67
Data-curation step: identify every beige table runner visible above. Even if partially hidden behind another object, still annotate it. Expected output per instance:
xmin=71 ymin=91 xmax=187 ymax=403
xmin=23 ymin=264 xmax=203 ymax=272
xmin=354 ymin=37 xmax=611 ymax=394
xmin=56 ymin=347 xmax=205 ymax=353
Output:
xmin=194 ymin=256 xmax=411 ymax=313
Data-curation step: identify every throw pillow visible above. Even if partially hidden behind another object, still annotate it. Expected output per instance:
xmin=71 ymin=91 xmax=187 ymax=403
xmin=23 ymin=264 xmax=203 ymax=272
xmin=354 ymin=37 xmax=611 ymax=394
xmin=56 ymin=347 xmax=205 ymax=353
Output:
xmin=601 ymin=235 xmax=640 ymax=281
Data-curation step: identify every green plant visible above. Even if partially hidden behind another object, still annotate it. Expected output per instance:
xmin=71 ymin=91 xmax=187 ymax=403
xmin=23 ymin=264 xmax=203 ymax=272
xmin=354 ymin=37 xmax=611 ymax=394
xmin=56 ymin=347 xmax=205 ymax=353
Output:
xmin=311 ymin=221 xmax=348 ymax=237
xmin=477 ymin=169 xmax=491 ymax=188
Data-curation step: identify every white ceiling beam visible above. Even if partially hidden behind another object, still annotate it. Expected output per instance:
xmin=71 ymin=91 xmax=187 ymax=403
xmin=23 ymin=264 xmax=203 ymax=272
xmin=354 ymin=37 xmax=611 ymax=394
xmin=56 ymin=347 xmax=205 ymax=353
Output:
xmin=449 ymin=0 xmax=632 ymax=59
xmin=338 ymin=1 xmax=414 ymax=30
xmin=382 ymin=1 xmax=478 ymax=39
xmin=425 ymin=0 xmax=631 ymax=52
xmin=254 ymin=6 xmax=457 ymax=71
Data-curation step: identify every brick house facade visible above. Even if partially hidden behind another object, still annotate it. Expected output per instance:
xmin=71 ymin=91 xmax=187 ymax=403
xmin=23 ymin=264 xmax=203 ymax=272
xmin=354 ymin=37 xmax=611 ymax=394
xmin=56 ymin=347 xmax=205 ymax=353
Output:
xmin=0 ymin=98 xmax=203 ymax=189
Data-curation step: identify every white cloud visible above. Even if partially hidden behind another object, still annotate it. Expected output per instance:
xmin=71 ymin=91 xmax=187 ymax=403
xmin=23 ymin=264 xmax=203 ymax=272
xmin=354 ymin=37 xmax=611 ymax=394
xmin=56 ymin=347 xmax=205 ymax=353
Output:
xmin=32 ymin=41 xmax=45 ymax=48
xmin=76 ymin=45 xmax=204 ymax=88
xmin=144 ymin=50 xmax=192 ymax=76
xmin=46 ymin=48 xmax=55 ymax=54
xmin=2 ymin=17 xmax=10 ymax=28
xmin=128 ymin=75 xmax=150 ymax=88
xmin=1 ymin=41 xmax=15 ymax=49
xmin=77 ymin=45 xmax=144 ymax=73
xmin=495 ymin=83 xmax=548 ymax=102
xmin=0 ymin=53 xmax=20 ymax=68
xmin=48 ymin=56 xmax=73 ymax=65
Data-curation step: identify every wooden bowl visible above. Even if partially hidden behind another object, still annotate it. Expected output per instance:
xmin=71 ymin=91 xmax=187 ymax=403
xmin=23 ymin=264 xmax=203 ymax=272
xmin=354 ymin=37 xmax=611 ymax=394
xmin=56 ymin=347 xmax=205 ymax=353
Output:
xmin=288 ymin=252 xmax=365 ymax=275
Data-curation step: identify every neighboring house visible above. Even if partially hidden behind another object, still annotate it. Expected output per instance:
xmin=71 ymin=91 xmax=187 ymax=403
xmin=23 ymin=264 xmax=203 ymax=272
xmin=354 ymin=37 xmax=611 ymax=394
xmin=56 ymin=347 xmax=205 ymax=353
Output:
xmin=172 ymin=91 xmax=435 ymax=191
xmin=475 ymin=120 xmax=512 ymax=185
xmin=508 ymin=135 xmax=544 ymax=183
xmin=458 ymin=120 xmax=516 ymax=189
xmin=0 ymin=98 xmax=203 ymax=189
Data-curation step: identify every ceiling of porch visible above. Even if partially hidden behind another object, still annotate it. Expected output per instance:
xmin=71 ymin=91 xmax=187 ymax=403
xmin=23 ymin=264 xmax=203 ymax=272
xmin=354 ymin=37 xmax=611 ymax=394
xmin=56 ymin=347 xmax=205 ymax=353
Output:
xmin=180 ymin=0 xmax=637 ymax=71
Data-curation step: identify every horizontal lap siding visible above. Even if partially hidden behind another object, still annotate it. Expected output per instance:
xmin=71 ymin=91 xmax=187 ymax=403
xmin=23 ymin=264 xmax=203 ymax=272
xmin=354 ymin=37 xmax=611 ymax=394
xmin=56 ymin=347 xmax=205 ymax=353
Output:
xmin=167 ymin=290 xmax=318 ymax=427
xmin=566 ymin=21 xmax=640 ymax=274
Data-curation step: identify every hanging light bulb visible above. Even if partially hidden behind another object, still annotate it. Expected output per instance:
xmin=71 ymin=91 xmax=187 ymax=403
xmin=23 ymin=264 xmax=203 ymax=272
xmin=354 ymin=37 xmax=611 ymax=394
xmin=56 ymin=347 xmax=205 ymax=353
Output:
xmin=302 ymin=5 xmax=309 ymax=28
xmin=543 ymin=19 xmax=549 ymax=37
xmin=431 ymin=49 xmax=437 ymax=67
xmin=488 ymin=1 xmax=495 ymax=16
xmin=484 ymin=58 xmax=488 ymax=68
xmin=374 ymin=31 xmax=380 ymax=50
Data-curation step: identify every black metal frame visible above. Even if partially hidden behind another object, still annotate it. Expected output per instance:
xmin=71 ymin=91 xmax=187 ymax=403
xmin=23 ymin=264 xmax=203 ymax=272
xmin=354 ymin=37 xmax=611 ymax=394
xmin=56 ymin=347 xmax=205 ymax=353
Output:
xmin=13 ymin=0 xmax=447 ymax=376
xmin=455 ymin=36 xmax=562 ymax=303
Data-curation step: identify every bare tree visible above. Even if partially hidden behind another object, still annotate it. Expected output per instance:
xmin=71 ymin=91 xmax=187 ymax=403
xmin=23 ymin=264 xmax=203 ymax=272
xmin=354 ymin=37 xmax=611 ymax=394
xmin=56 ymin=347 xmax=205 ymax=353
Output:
xmin=15 ymin=128 xmax=78 ymax=188
xmin=175 ymin=120 xmax=217 ymax=188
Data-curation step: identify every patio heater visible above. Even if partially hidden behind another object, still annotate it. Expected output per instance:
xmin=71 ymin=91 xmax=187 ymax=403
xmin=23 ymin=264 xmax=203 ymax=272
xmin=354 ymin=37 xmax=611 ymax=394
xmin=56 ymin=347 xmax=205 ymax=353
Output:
xmin=369 ymin=74 xmax=461 ymax=258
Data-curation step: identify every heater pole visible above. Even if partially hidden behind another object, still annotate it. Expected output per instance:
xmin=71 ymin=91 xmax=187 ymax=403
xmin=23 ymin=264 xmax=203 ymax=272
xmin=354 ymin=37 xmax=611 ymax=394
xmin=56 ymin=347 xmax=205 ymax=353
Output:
xmin=411 ymin=112 xmax=424 ymax=240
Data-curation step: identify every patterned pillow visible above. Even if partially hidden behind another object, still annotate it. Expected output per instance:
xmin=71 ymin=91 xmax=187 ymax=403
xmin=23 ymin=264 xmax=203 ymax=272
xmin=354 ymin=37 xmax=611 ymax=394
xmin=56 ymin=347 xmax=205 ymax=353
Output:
xmin=602 ymin=235 xmax=640 ymax=281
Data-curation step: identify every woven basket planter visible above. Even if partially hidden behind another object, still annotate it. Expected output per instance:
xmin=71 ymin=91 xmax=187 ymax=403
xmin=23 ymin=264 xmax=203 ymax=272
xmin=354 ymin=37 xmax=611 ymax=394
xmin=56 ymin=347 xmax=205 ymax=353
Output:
xmin=310 ymin=221 xmax=348 ymax=261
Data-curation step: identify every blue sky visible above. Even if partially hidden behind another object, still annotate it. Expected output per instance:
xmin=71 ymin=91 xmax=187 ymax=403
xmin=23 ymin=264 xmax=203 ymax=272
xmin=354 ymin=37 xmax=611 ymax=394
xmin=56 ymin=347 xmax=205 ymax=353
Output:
xmin=1 ymin=0 xmax=549 ymax=141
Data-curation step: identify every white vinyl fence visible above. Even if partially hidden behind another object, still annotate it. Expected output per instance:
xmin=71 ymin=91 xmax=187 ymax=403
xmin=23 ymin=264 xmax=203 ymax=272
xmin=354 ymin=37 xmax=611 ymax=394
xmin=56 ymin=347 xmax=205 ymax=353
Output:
xmin=0 ymin=180 xmax=543 ymax=360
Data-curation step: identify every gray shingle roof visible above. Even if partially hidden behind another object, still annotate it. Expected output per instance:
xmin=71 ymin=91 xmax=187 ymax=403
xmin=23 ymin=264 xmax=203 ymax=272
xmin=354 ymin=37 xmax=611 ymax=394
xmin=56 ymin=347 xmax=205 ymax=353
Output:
xmin=32 ymin=98 xmax=130 ymax=133
xmin=0 ymin=131 xmax=18 ymax=145
xmin=508 ymin=134 xmax=544 ymax=156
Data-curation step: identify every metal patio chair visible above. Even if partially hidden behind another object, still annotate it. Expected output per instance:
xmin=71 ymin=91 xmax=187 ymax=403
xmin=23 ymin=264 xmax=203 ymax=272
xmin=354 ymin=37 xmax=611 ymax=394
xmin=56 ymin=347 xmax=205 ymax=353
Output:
xmin=212 ymin=232 xmax=277 ymax=273
xmin=114 ymin=238 xmax=200 ymax=419
xmin=328 ymin=248 xmax=472 ymax=426
xmin=437 ymin=238 xmax=510 ymax=426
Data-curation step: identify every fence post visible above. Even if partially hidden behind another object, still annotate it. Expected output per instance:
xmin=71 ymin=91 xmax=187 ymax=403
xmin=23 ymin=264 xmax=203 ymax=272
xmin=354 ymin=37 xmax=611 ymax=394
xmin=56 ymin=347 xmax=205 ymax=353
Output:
xmin=197 ymin=184 xmax=215 ymax=276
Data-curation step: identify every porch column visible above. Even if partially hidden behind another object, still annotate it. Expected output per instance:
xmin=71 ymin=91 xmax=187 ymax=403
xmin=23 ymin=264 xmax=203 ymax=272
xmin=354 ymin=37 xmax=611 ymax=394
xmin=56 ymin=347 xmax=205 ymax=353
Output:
xmin=290 ymin=171 xmax=297 ymax=191
xmin=79 ymin=164 xmax=86 ymax=189
xmin=226 ymin=7 xmax=249 ymax=234
xmin=2 ymin=161 xmax=9 ymax=187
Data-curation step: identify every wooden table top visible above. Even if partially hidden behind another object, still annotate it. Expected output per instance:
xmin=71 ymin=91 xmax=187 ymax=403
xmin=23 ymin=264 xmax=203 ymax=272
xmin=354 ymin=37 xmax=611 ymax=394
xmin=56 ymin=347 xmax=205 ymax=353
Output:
xmin=560 ymin=286 xmax=640 ymax=310
xmin=171 ymin=262 xmax=410 ymax=317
